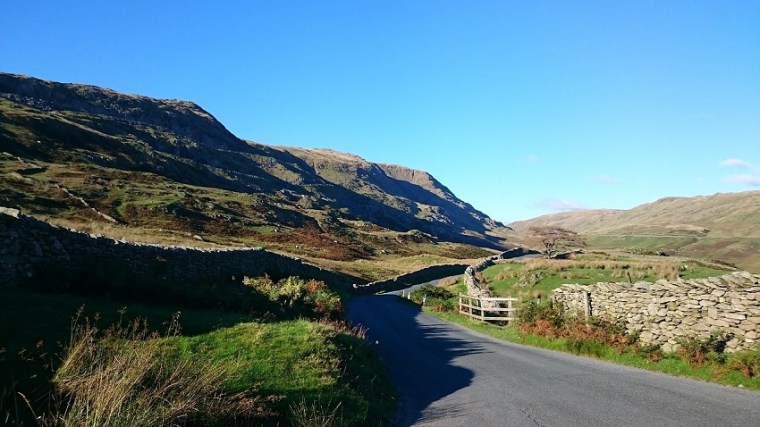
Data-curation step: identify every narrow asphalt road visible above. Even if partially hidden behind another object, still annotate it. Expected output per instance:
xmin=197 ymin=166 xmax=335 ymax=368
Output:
xmin=348 ymin=294 xmax=760 ymax=426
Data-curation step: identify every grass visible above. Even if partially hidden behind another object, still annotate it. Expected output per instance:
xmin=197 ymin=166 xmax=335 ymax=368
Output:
xmin=426 ymin=253 xmax=732 ymax=310
xmin=306 ymin=251 xmax=481 ymax=282
xmin=0 ymin=286 xmax=395 ymax=426
xmin=474 ymin=254 xmax=731 ymax=302
xmin=589 ymin=235 xmax=760 ymax=274
xmin=1 ymin=149 xmax=492 ymax=279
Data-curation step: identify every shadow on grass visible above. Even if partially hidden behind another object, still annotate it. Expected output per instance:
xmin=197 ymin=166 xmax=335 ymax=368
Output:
xmin=347 ymin=294 xmax=485 ymax=426
xmin=0 ymin=286 xmax=256 ymax=425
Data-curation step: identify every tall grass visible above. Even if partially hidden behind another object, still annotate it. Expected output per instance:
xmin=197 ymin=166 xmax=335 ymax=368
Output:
xmin=289 ymin=397 xmax=344 ymax=427
xmin=40 ymin=308 xmax=271 ymax=427
xmin=1 ymin=283 xmax=395 ymax=426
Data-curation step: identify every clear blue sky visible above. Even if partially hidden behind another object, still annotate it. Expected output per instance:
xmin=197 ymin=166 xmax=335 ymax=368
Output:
xmin=2 ymin=1 xmax=759 ymax=222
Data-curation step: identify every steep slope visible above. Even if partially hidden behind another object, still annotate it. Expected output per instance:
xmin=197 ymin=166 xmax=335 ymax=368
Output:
xmin=510 ymin=192 xmax=760 ymax=272
xmin=0 ymin=72 xmax=510 ymax=264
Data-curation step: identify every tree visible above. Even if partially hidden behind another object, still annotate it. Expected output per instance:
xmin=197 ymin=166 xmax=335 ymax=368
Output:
xmin=528 ymin=226 xmax=585 ymax=258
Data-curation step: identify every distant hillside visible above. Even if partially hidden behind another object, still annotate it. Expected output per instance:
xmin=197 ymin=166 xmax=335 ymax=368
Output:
xmin=0 ymin=72 xmax=509 ymax=267
xmin=510 ymin=192 xmax=760 ymax=272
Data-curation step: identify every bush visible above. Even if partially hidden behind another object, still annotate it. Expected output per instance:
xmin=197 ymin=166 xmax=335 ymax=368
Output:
xmin=676 ymin=332 xmax=728 ymax=367
xmin=519 ymin=300 xmax=565 ymax=335
xmin=518 ymin=301 xmax=641 ymax=355
xmin=409 ymin=285 xmax=456 ymax=312
xmin=636 ymin=343 xmax=665 ymax=363
xmin=243 ymin=276 xmax=344 ymax=320
xmin=726 ymin=348 xmax=760 ymax=378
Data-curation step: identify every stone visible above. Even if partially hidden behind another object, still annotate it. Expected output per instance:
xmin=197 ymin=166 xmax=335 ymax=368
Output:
xmin=647 ymin=303 xmax=659 ymax=316
xmin=0 ymin=207 xmax=20 ymax=218
xmin=724 ymin=313 xmax=747 ymax=321
xmin=708 ymin=319 xmax=730 ymax=328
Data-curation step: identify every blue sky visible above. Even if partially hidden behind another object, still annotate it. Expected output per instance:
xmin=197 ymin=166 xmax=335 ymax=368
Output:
xmin=2 ymin=1 xmax=759 ymax=222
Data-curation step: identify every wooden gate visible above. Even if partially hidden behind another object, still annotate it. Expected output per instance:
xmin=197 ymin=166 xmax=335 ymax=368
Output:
xmin=458 ymin=294 xmax=517 ymax=323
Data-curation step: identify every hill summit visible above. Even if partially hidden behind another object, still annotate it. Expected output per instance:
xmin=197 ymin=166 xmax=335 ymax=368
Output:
xmin=0 ymin=72 xmax=510 ymax=263
xmin=509 ymin=192 xmax=760 ymax=273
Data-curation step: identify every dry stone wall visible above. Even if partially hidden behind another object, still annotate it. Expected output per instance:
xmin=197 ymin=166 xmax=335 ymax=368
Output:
xmin=354 ymin=264 xmax=469 ymax=294
xmin=354 ymin=248 xmax=538 ymax=294
xmin=552 ymin=273 xmax=760 ymax=352
xmin=0 ymin=207 xmax=362 ymax=292
xmin=464 ymin=257 xmax=495 ymax=299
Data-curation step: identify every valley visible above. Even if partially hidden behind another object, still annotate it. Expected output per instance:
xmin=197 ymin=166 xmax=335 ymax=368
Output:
xmin=2 ymin=72 xmax=759 ymax=426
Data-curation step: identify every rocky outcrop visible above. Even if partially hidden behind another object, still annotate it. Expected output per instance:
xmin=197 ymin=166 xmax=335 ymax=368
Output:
xmin=0 ymin=73 xmax=244 ymax=152
xmin=552 ymin=273 xmax=760 ymax=352
xmin=1 ymin=72 xmax=513 ymax=251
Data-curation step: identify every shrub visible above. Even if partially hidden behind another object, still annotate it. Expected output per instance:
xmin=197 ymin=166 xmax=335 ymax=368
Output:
xmin=519 ymin=300 xmax=565 ymax=334
xmin=518 ymin=301 xmax=641 ymax=355
xmin=243 ymin=276 xmax=343 ymax=320
xmin=676 ymin=332 xmax=728 ymax=367
xmin=726 ymin=348 xmax=760 ymax=378
xmin=409 ymin=285 xmax=456 ymax=312
xmin=636 ymin=343 xmax=665 ymax=363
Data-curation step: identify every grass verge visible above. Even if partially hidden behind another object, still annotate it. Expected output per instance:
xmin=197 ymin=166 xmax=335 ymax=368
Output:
xmin=0 ymin=287 xmax=395 ymax=426
xmin=425 ymin=309 xmax=760 ymax=391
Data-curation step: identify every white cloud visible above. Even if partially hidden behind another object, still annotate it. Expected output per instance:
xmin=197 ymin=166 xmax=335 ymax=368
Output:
xmin=525 ymin=154 xmax=540 ymax=163
xmin=591 ymin=174 xmax=620 ymax=185
xmin=724 ymin=174 xmax=760 ymax=187
xmin=719 ymin=158 xmax=760 ymax=187
xmin=719 ymin=158 xmax=752 ymax=169
xmin=536 ymin=198 xmax=588 ymax=212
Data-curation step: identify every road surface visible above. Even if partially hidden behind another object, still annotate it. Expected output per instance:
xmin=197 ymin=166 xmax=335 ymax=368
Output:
xmin=348 ymin=293 xmax=760 ymax=426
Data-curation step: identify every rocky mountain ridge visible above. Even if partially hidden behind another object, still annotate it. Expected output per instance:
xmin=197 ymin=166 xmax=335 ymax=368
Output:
xmin=0 ymin=72 xmax=510 ymax=262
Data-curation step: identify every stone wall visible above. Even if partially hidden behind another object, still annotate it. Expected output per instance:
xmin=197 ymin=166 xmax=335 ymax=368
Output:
xmin=552 ymin=273 xmax=760 ymax=352
xmin=0 ymin=208 xmax=362 ymax=293
xmin=497 ymin=247 xmax=540 ymax=260
xmin=355 ymin=248 xmax=538 ymax=296
xmin=463 ymin=248 xmax=539 ymax=300
xmin=463 ymin=255 xmax=510 ymax=310
xmin=354 ymin=264 xmax=469 ymax=294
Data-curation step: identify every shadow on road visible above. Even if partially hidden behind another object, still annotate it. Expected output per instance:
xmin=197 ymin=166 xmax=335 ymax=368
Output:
xmin=348 ymin=294 xmax=486 ymax=426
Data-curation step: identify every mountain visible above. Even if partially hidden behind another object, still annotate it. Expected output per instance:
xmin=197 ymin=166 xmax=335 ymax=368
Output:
xmin=510 ymin=192 xmax=760 ymax=272
xmin=0 ymin=72 xmax=510 ymax=266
